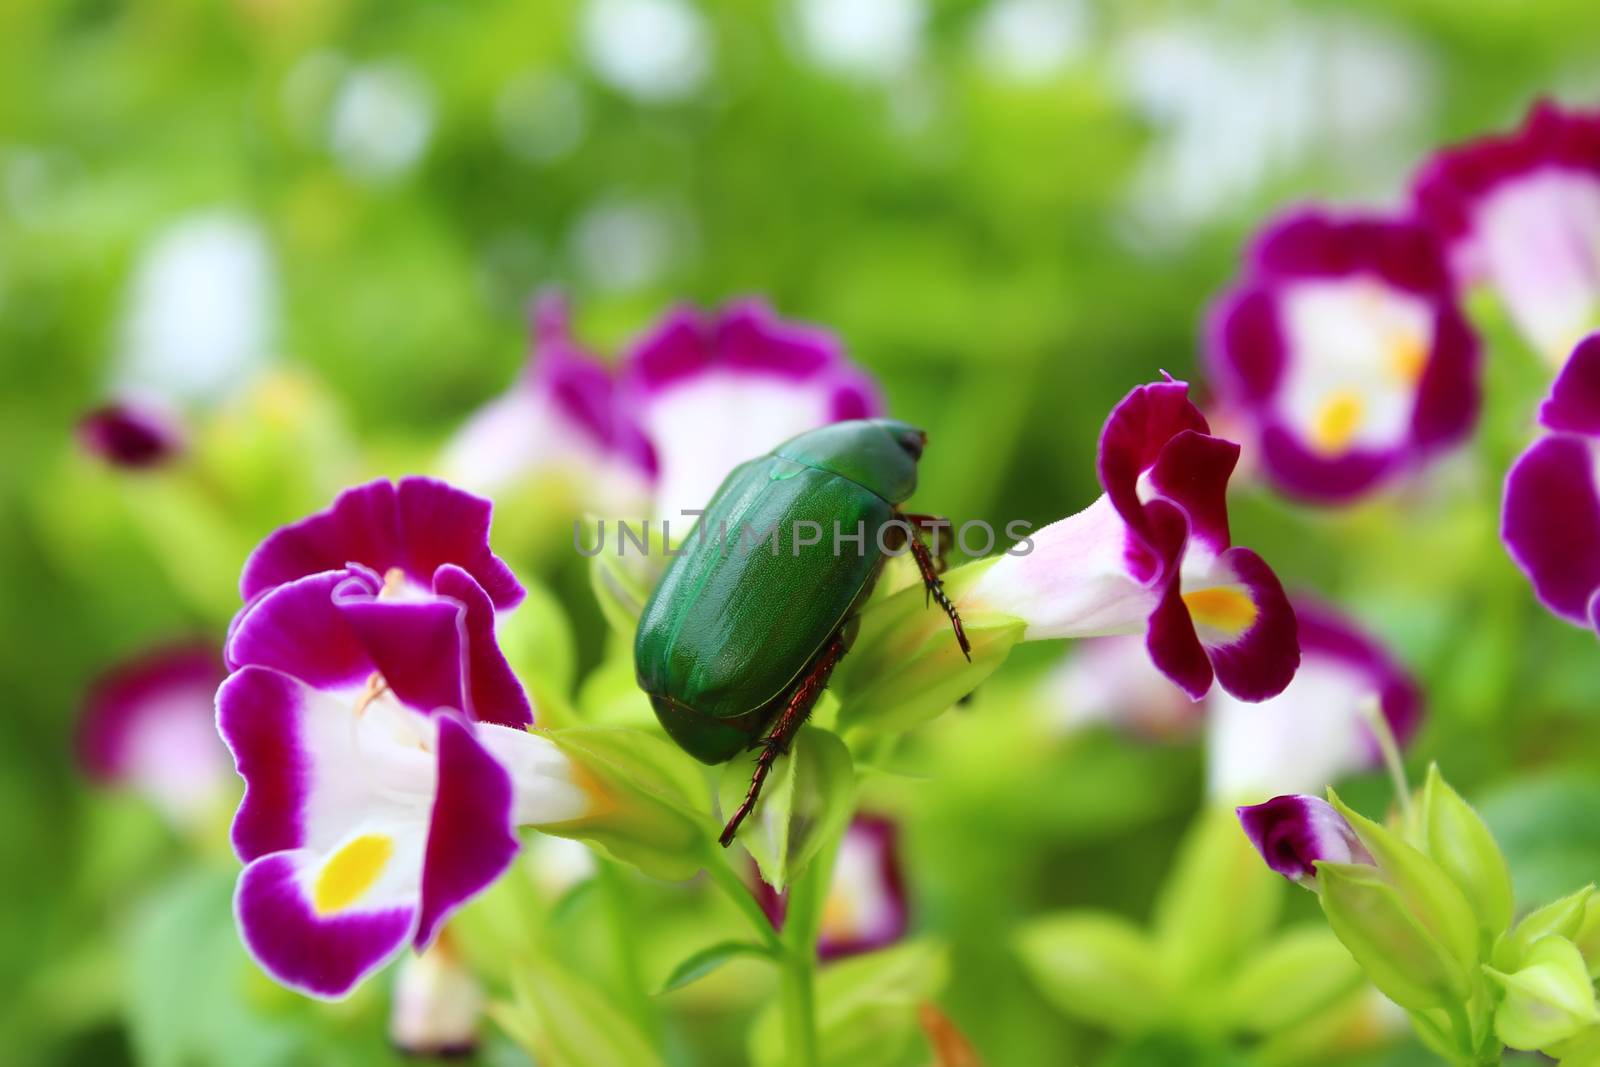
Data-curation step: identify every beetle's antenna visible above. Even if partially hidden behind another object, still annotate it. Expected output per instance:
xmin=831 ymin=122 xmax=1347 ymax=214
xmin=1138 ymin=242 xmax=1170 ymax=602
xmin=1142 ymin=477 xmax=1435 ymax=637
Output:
xmin=719 ymin=633 xmax=847 ymax=847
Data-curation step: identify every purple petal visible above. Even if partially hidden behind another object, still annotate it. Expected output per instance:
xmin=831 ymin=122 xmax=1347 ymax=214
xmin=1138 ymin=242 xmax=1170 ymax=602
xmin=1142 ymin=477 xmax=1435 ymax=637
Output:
xmin=334 ymin=588 xmax=467 ymax=717
xmin=1256 ymin=426 xmax=1401 ymax=505
xmin=76 ymin=400 xmax=184 ymax=469
xmin=235 ymin=851 xmax=416 ymax=1000
xmin=431 ymin=565 xmax=532 ymax=729
xmin=227 ymin=571 xmax=376 ymax=692
xmin=1148 ymin=429 xmax=1240 ymax=554
xmin=1200 ymin=547 xmax=1300 ymax=703
xmin=239 ymin=478 xmax=523 ymax=612
xmin=78 ymin=643 xmax=224 ymax=782
xmin=816 ymin=814 xmax=909 ymax=960
xmin=217 ymin=666 xmax=312 ymax=861
xmin=414 ymin=716 xmax=521 ymax=948
xmin=1237 ymin=794 xmax=1373 ymax=886
xmin=1142 ymin=499 xmax=1214 ymax=701
xmin=1096 ymin=378 xmax=1211 ymax=538
xmin=1503 ymin=434 xmax=1600 ymax=625
xmin=1294 ymin=597 xmax=1423 ymax=754
xmin=1540 ymin=334 xmax=1600 ymax=434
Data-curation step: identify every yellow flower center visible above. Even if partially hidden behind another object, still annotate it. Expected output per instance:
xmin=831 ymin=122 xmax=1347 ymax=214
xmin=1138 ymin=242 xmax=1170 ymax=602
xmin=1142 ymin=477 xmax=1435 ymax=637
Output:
xmin=1386 ymin=334 xmax=1428 ymax=385
xmin=1182 ymin=586 xmax=1258 ymax=638
xmin=313 ymin=833 xmax=394 ymax=915
xmin=1310 ymin=390 xmax=1364 ymax=454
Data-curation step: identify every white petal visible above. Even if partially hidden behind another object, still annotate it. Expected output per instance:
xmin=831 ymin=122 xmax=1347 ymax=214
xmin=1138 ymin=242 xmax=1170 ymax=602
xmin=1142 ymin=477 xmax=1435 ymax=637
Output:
xmin=474 ymin=725 xmax=593 ymax=826
xmin=963 ymin=494 xmax=1156 ymax=639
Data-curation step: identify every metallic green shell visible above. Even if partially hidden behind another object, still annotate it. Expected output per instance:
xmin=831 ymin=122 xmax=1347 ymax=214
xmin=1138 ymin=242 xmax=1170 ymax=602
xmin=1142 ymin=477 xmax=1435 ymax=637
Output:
xmin=634 ymin=419 xmax=923 ymax=763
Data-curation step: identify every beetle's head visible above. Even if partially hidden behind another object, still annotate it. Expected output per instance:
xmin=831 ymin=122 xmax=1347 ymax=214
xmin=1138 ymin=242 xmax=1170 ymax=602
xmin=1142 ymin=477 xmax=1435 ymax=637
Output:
xmin=875 ymin=419 xmax=927 ymax=461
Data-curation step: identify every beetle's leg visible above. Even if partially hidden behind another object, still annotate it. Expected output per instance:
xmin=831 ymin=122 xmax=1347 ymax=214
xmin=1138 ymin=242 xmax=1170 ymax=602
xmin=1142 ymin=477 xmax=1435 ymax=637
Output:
xmin=899 ymin=513 xmax=954 ymax=573
xmin=896 ymin=514 xmax=972 ymax=663
xmin=719 ymin=633 xmax=846 ymax=848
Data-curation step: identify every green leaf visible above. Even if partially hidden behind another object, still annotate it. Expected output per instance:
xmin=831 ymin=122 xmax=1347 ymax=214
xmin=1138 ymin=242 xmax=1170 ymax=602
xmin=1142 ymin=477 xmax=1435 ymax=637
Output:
xmin=1421 ymin=763 xmax=1515 ymax=951
xmin=539 ymin=726 xmax=715 ymax=881
xmin=832 ymin=559 xmax=1023 ymax=735
xmin=586 ymin=515 xmax=667 ymax=640
xmin=748 ymin=940 xmax=951 ymax=1067
xmin=1218 ymin=923 xmax=1366 ymax=1035
xmin=719 ymin=726 xmax=855 ymax=892
xmin=497 ymin=574 xmax=578 ymax=699
xmin=1316 ymin=861 xmax=1466 ymax=1011
xmin=1152 ymin=803 xmax=1283 ymax=984
xmin=1329 ymin=790 xmax=1481 ymax=974
xmin=494 ymin=956 xmax=665 ymax=1067
xmin=656 ymin=940 xmax=774 ymax=994
xmin=1495 ymin=885 xmax=1594 ymax=972
xmin=1479 ymin=775 xmax=1600 ymax=907
xmin=1014 ymin=911 xmax=1171 ymax=1034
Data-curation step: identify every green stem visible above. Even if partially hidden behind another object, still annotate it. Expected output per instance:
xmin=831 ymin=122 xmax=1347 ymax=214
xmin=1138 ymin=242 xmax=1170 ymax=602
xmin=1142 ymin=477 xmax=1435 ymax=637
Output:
xmin=596 ymin=860 xmax=657 ymax=1041
xmin=776 ymin=833 xmax=840 ymax=1067
xmin=1361 ymin=696 xmax=1413 ymax=821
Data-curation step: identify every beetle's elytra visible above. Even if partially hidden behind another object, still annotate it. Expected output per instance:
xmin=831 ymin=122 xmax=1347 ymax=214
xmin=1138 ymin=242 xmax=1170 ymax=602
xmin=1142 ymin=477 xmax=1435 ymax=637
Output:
xmin=634 ymin=418 xmax=970 ymax=845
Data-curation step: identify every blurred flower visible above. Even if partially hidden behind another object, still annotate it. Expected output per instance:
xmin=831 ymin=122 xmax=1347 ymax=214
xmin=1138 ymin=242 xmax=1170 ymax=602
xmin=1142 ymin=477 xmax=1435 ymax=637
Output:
xmin=76 ymin=398 xmax=185 ymax=469
xmin=116 ymin=211 xmax=277 ymax=406
xmin=787 ymin=0 xmax=924 ymax=81
xmin=496 ymin=72 xmax=588 ymax=165
xmin=328 ymin=62 xmax=434 ymax=183
xmin=966 ymin=376 xmax=1299 ymax=701
xmin=754 ymin=814 xmax=908 ymax=959
xmin=1413 ymin=100 xmax=1600 ymax=364
xmin=623 ymin=298 xmax=881 ymax=518
xmin=389 ymin=937 xmax=484 ymax=1057
xmin=220 ymin=485 xmax=593 ymax=997
xmin=1503 ymin=333 xmax=1600 ymax=627
xmin=568 ymin=197 xmax=686 ymax=294
xmin=1207 ymin=597 xmax=1421 ymax=799
xmin=440 ymin=295 xmax=655 ymax=510
xmin=971 ymin=0 xmax=1088 ymax=85
xmin=1035 ymin=634 xmax=1199 ymax=741
xmin=1237 ymin=794 xmax=1372 ymax=888
xmin=581 ymin=0 xmax=710 ymax=103
xmin=1206 ymin=209 xmax=1480 ymax=503
xmin=77 ymin=643 xmax=230 ymax=829
xmin=1117 ymin=16 xmax=1431 ymax=238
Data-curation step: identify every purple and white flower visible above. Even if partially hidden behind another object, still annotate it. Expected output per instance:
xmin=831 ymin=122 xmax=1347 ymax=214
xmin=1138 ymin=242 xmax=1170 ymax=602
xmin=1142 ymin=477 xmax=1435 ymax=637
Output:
xmin=755 ymin=814 xmax=908 ymax=960
xmin=1036 ymin=634 xmax=1202 ymax=741
xmin=967 ymin=376 xmax=1300 ymax=702
xmin=1207 ymin=597 xmax=1421 ymax=799
xmin=440 ymin=294 xmax=655 ymax=512
xmin=622 ymin=298 xmax=882 ymax=518
xmin=1206 ymin=209 xmax=1481 ymax=503
xmin=1503 ymin=333 xmax=1600 ymax=627
xmin=218 ymin=481 xmax=593 ymax=998
xmin=1237 ymin=794 xmax=1373 ymax=888
xmin=1413 ymin=100 xmax=1600 ymax=364
xmin=77 ymin=643 xmax=231 ymax=828
xmin=77 ymin=399 xmax=185 ymax=470
xmin=443 ymin=295 xmax=882 ymax=521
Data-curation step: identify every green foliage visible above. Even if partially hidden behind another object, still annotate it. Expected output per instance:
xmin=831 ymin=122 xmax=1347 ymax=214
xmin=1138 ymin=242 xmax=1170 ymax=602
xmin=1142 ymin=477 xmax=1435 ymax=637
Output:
xmin=718 ymin=726 xmax=855 ymax=893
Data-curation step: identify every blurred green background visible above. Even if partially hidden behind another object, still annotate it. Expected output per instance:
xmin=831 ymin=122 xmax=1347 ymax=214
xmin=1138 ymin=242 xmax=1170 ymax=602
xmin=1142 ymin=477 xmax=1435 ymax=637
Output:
xmin=6 ymin=0 xmax=1600 ymax=1064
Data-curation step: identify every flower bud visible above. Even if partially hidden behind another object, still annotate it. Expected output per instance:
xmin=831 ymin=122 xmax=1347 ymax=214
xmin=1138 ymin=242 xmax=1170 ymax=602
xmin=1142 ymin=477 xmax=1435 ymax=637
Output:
xmin=1487 ymin=936 xmax=1600 ymax=1052
xmin=389 ymin=940 xmax=483 ymax=1057
xmin=1420 ymin=764 xmax=1514 ymax=949
xmin=535 ymin=726 xmax=715 ymax=881
xmin=1237 ymin=795 xmax=1372 ymax=888
xmin=1316 ymin=861 xmax=1468 ymax=1012
xmin=1495 ymin=885 xmax=1593 ymax=973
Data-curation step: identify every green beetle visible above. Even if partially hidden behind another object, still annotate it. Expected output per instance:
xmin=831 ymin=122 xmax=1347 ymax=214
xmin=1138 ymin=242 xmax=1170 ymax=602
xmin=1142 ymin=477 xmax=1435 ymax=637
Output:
xmin=634 ymin=418 xmax=969 ymax=845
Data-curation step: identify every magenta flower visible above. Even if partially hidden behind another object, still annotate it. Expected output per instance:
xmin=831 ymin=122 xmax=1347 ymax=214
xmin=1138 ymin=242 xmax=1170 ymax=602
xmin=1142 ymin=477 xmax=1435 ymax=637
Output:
xmin=621 ymin=298 xmax=881 ymax=518
xmin=77 ymin=643 xmax=230 ymax=827
xmin=1237 ymin=794 xmax=1373 ymax=888
xmin=77 ymin=399 xmax=185 ymax=469
xmin=1503 ymin=334 xmax=1600 ymax=627
xmin=440 ymin=294 xmax=656 ymax=510
xmin=967 ymin=377 xmax=1299 ymax=702
xmin=1413 ymin=100 xmax=1600 ymax=363
xmin=755 ymin=814 xmax=908 ymax=960
xmin=1207 ymin=597 xmax=1422 ymax=798
xmin=218 ymin=482 xmax=593 ymax=998
xmin=1206 ymin=209 xmax=1481 ymax=503
xmin=443 ymin=294 xmax=882 ymax=520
